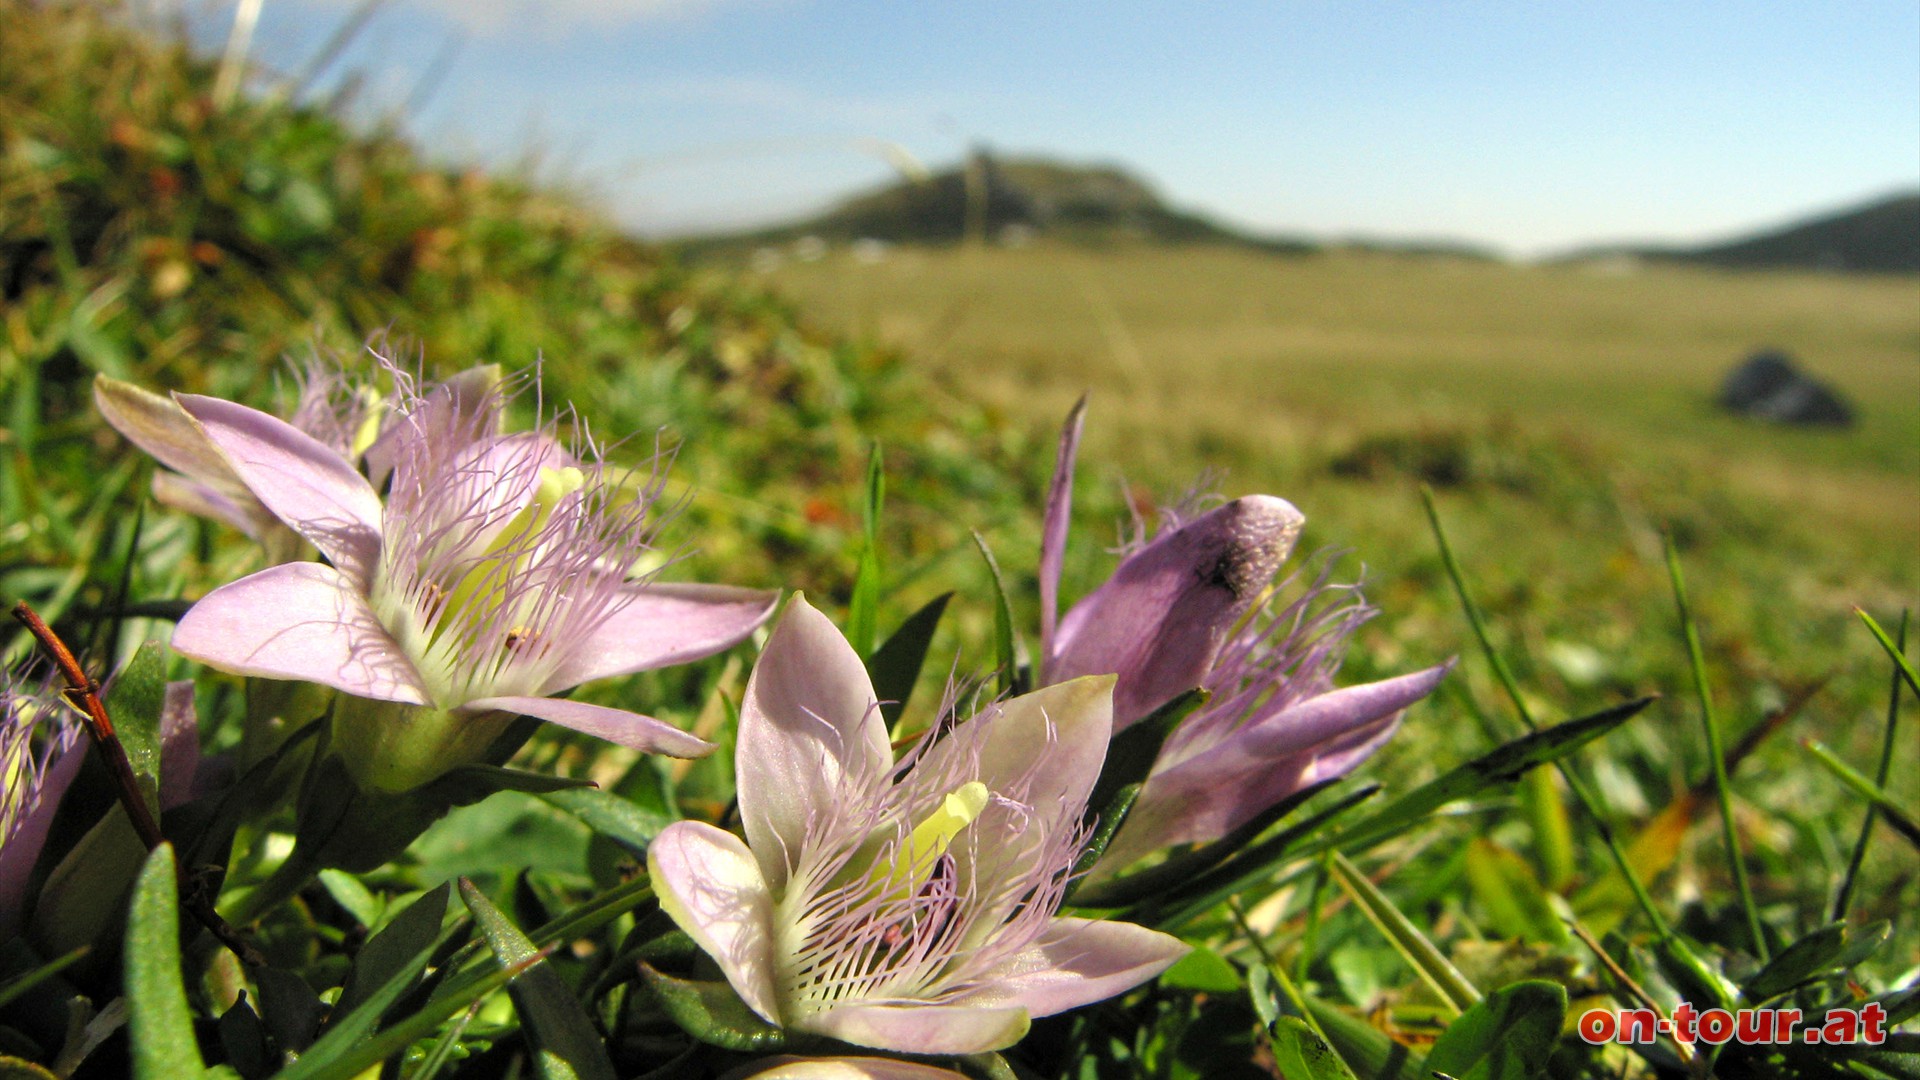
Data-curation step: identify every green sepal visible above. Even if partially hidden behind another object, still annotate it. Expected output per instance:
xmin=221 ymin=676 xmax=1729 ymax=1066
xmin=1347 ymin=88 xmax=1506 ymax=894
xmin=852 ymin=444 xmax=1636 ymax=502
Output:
xmin=1069 ymin=783 xmax=1139 ymax=885
xmin=637 ymin=964 xmax=787 ymax=1051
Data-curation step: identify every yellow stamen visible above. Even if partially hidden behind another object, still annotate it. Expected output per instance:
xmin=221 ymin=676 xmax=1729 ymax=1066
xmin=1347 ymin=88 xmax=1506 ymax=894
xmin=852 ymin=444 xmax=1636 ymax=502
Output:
xmin=877 ymin=782 xmax=989 ymax=901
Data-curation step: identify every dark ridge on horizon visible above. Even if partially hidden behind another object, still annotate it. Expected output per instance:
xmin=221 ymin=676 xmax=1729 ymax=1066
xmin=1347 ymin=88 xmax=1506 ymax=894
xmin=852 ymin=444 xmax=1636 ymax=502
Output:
xmin=1556 ymin=190 xmax=1920 ymax=273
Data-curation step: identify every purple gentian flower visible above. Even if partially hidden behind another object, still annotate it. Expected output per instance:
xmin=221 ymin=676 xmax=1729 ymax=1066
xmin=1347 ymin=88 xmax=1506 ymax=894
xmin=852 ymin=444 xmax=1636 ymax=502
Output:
xmin=168 ymin=377 xmax=777 ymax=791
xmin=1037 ymin=407 xmax=1451 ymax=882
xmin=724 ymin=1057 xmax=969 ymax=1080
xmin=648 ymin=596 xmax=1187 ymax=1054
xmin=0 ymin=680 xmax=86 ymax=937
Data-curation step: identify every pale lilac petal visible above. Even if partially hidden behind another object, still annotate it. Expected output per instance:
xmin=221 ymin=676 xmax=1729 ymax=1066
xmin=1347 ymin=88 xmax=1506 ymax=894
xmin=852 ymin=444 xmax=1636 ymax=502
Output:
xmin=1176 ymin=664 xmax=1450 ymax=770
xmin=150 ymin=471 xmax=265 ymax=539
xmin=547 ymin=583 xmax=778 ymax=691
xmin=1038 ymin=396 xmax=1087 ymax=678
xmin=176 ymin=394 xmax=384 ymax=581
xmin=1050 ymin=496 xmax=1304 ymax=730
xmin=924 ymin=675 xmax=1114 ymax=814
xmin=800 ymin=1002 xmax=1030 ymax=1055
xmin=159 ymin=680 xmax=200 ymax=810
xmin=648 ymin=822 xmax=781 ymax=1025
xmin=465 ymin=696 xmax=713 ymax=758
xmin=172 ymin=562 xmax=427 ymax=704
xmin=736 ymin=596 xmax=889 ymax=891
xmin=976 ymin=916 xmax=1189 ymax=1017
xmin=94 ymin=376 xmax=241 ymax=490
xmin=725 ymin=1056 xmax=969 ymax=1080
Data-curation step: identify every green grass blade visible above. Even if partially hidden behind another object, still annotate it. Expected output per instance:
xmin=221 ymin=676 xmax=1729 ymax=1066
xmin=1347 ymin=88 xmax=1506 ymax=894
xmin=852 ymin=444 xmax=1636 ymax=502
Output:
xmin=0 ymin=946 xmax=88 ymax=1013
xmin=1423 ymin=488 xmax=1671 ymax=939
xmin=126 ymin=844 xmax=208 ymax=1078
xmin=1665 ymin=537 xmax=1767 ymax=961
xmin=1858 ymin=607 xmax=1920 ymax=700
xmin=868 ymin=590 xmax=953 ymax=727
xmin=971 ymin=530 xmax=1022 ymax=695
xmin=459 ymin=879 xmax=618 ymax=1080
xmin=1835 ymin=610 xmax=1907 ymax=919
xmin=1805 ymin=740 xmax=1920 ymax=851
xmin=1328 ymin=851 xmax=1480 ymax=1016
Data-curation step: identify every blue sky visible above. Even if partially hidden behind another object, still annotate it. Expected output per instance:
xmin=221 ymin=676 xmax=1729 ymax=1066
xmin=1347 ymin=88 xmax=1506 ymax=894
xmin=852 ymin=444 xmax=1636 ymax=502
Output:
xmin=198 ymin=0 xmax=1919 ymax=257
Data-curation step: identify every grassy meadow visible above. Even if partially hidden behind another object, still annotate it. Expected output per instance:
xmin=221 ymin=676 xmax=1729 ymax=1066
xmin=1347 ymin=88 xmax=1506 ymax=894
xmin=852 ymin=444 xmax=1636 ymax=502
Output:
xmin=2 ymin=4 xmax=1917 ymax=1075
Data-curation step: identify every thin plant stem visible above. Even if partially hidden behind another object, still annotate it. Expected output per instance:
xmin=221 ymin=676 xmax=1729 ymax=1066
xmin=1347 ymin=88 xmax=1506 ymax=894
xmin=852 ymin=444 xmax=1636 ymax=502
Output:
xmin=1665 ymin=537 xmax=1767 ymax=961
xmin=1835 ymin=611 xmax=1907 ymax=920
xmin=1420 ymin=488 xmax=1671 ymax=938
xmin=1227 ymin=898 xmax=1334 ymax=1050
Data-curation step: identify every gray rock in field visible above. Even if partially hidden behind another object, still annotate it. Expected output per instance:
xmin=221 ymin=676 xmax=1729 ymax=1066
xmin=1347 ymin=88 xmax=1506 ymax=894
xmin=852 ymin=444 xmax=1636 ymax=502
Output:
xmin=1717 ymin=349 xmax=1856 ymax=427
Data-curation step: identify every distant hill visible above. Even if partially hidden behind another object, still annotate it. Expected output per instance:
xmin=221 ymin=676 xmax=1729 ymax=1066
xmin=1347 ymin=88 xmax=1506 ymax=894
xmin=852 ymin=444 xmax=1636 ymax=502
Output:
xmin=1569 ymin=192 xmax=1920 ymax=273
xmin=680 ymin=151 xmax=1318 ymax=254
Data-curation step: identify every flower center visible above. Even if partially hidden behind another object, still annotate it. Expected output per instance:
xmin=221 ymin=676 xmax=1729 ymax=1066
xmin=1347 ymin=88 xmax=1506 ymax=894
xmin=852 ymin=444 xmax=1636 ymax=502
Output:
xmin=874 ymin=781 xmax=989 ymax=902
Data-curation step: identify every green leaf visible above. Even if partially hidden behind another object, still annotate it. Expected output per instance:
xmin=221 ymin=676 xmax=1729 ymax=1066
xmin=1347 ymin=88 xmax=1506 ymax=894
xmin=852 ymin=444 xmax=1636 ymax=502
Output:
xmin=126 ymin=844 xmax=207 ymax=1078
xmin=847 ymin=443 xmax=885 ymax=656
xmin=317 ymin=869 xmax=381 ymax=929
xmin=1743 ymin=921 xmax=1890 ymax=1002
xmin=540 ymin=787 xmax=673 ymax=856
xmin=1305 ymin=998 xmax=1428 ymax=1080
xmin=1267 ymin=1016 xmax=1361 ymax=1080
xmin=1083 ymin=687 xmax=1207 ymax=828
xmin=1158 ymin=945 xmax=1241 ymax=993
xmin=1334 ymin=696 xmax=1654 ymax=854
xmin=103 ymin=641 xmax=169 ymax=818
xmin=1071 ymin=784 xmax=1139 ymax=881
xmin=1651 ymin=933 xmax=1739 ymax=1011
xmin=0 ymin=1057 xmax=58 ymax=1080
xmin=459 ymin=879 xmax=617 ymax=1080
xmin=868 ymin=591 xmax=952 ymax=726
xmin=1858 ymin=607 xmax=1920 ymax=700
xmin=1145 ymin=782 xmax=1380 ymax=925
xmin=279 ymin=948 xmax=527 ymax=1080
xmin=1330 ymin=851 xmax=1479 ymax=1016
xmin=253 ymin=967 xmax=325 ymax=1055
xmin=331 ymin=883 xmax=451 ymax=1024
xmin=1463 ymin=840 xmax=1569 ymax=945
xmin=638 ymin=964 xmax=787 ymax=1051
xmin=971 ymin=531 xmax=1024 ymax=695
xmin=1424 ymin=980 xmax=1567 ymax=1080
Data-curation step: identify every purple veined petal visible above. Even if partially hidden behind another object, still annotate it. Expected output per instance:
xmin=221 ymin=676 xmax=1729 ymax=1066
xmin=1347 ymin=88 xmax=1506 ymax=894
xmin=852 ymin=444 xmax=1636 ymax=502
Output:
xmin=922 ymin=675 xmax=1115 ymax=815
xmin=149 ymin=471 xmax=267 ymax=539
xmin=546 ymin=583 xmax=779 ymax=692
xmin=172 ymin=562 xmax=429 ymax=705
xmin=1181 ymin=663 xmax=1451 ymax=770
xmin=1038 ymin=395 xmax=1087 ymax=680
xmin=735 ymin=595 xmax=890 ymax=893
xmin=976 ymin=916 xmax=1189 ymax=1018
xmin=723 ymin=1056 xmax=971 ymax=1080
xmin=159 ymin=680 xmax=201 ymax=810
xmin=176 ymin=394 xmax=385 ymax=582
xmin=464 ymin=696 xmax=713 ymax=759
xmin=800 ymin=1001 xmax=1032 ymax=1055
xmin=648 ymin=822 xmax=782 ymax=1025
xmin=1050 ymin=495 xmax=1304 ymax=731
xmin=94 ymin=376 xmax=243 ymax=491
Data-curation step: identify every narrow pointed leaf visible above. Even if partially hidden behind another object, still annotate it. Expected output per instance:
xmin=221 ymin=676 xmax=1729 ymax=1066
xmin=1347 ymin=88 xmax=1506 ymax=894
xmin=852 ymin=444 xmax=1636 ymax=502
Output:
xmin=868 ymin=591 xmax=952 ymax=725
xmin=0 ymin=946 xmax=87 ymax=1013
xmin=1742 ymin=921 xmax=1889 ymax=1002
xmin=279 ymin=952 xmax=529 ymax=1080
xmin=540 ymin=787 xmax=674 ymax=856
xmin=972 ymin=531 xmax=1023 ymax=695
xmin=126 ymin=844 xmax=206 ymax=1077
xmin=332 ymin=883 xmax=451 ymax=1024
xmin=1424 ymin=980 xmax=1567 ymax=1080
xmin=1072 ymin=784 xmax=1139 ymax=880
xmin=1305 ymin=998 xmax=1428 ymax=1080
xmin=1267 ymin=1016 xmax=1361 ymax=1080
xmin=103 ymin=641 xmax=169 ymax=817
xmin=1333 ymin=696 xmax=1653 ymax=853
xmin=1083 ymin=687 xmax=1207 ymax=828
xmin=847 ymin=444 xmax=885 ymax=656
xmin=1463 ymin=840 xmax=1569 ymax=945
xmin=460 ymin=879 xmax=617 ymax=1080
xmin=1858 ymin=608 xmax=1920 ymax=699
xmin=638 ymin=964 xmax=787 ymax=1051
xmin=1149 ymin=782 xmax=1381 ymax=925
xmin=1329 ymin=851 xmax=1479 ymax=1015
